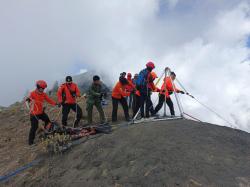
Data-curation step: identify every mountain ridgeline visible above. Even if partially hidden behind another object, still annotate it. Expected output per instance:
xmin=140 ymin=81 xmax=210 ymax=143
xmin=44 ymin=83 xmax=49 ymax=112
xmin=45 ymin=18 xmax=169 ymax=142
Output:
xmin=48 ymin=71 xmax=112 ymax=95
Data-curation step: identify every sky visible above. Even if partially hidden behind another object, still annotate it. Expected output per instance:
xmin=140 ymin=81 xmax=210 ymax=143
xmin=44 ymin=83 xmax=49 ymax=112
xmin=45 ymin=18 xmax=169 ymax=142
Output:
xmin=0 ymin=0 xmax=250 ymax=131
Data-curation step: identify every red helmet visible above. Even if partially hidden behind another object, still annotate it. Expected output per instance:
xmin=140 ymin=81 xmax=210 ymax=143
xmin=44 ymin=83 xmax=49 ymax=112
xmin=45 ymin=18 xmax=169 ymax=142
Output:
xmin=127 ymin=73 xmax=132 ymax=78
xmin=36 ymin=80 xmax=47 ymax=89
xmin=146 ymin=61 xmax=155 ymax=69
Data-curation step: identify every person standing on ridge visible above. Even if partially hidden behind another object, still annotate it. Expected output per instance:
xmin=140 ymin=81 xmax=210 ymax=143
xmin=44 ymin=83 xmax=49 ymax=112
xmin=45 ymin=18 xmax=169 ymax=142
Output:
xmin=135 ymin=61 xmax=156 ymax=118
xmin=112 ymin=76 xmax=131 ymax=122
xmin=132 ymin=73 xmax=139 ymax=113
xmin=86 ymin=75 xmax=106 ymax=125
xmin=57 ymin=76 xmax=83 ymax=127
xmin=26 ymin=80 xmax=59 ymax=145
xmin=147 ymin=71 xmax=161 ymax=115
xmin=133 ymin=71 xmax=160 ymax=118
xmin=132 ymin=73 xmax=139 ymax=85
xmin=126 ymin=73 xmax=135 ymax=109
xmin=154 ymin=72 xmax=185 ymax=116
xmin=120 ymin=72 xmax=126 ymax=78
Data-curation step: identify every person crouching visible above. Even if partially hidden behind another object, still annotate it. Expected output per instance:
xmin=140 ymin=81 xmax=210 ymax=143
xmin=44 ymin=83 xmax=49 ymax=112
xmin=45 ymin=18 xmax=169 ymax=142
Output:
xmin=26 ymin=80 xmax=59 ymax=145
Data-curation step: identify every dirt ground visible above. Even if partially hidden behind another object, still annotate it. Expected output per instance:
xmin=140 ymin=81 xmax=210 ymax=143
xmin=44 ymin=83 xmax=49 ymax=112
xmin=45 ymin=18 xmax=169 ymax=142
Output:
xmin=1 ymin=100 xmax=250 ymax=187
xmin=0 ymin=98 xmax=128 ymax=183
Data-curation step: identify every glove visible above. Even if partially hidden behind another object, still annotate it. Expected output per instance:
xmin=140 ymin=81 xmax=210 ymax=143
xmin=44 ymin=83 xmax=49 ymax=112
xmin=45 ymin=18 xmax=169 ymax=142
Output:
xmin=56 ymin=103 xmax=62 ymax=108
xmin=179 ymin=91 xmax=185 ymax=94
xmin=26 ymin=98 xmax=31 ymax=103
xmin=156 ymin=88 xmax=161 ymax=92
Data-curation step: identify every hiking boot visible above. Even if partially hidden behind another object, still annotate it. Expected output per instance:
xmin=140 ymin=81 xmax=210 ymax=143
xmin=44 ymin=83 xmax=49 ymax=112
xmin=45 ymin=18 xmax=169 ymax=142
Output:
xmin=151 ymin=112 xmax=159 ymax=116
xmin=100 ymin=121 xmax=108 ymax=125
xmin=135 ymin=116 xmax=143 ymax=120
xmin=28 ymin=141 xmax=37 ymax=147
xmin=151 ymin=113 xmax=160 ymax=118
xmin=125 ymin=117 xmax=132 ymax=122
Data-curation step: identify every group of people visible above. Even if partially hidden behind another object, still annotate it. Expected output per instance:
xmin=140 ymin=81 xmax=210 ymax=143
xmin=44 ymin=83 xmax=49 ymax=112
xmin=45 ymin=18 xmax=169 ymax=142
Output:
xmin=111 ymin=61 xmax=185 ymax=123
xmin=26 ymin=61 xmax=185 ymax=145
xmin=26 ymin=75 xmax=106 ymax=145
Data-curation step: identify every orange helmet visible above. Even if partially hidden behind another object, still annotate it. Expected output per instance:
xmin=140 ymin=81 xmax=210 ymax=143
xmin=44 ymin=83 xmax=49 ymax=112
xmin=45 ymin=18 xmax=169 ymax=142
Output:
xmin=151 ymin=72 xmax=158 ymax=79
xmin=36 ymin=80 xmax=47 ymax=89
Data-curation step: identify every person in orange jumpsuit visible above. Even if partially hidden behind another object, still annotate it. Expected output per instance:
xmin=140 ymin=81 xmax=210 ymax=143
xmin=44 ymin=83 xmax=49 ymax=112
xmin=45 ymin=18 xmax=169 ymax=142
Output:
xmin=154 ymin=72 xmax=184 ymax=116
xmin=26 ymin=80 xmax=58 ymax=145
xmin=112 ymin=76 xmax=131 ymax=122
xmin=126 ymin=73 xmax=136 ymax=109
xmin=57 ymin=76 xmax=83 ymax=127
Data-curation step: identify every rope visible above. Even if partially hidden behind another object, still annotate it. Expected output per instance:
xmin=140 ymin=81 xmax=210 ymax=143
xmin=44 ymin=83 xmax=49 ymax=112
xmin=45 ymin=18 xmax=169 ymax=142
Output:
xmin=51 ymin=108 xmax=62 ymax=122
xmin=0 ymin=159 xmax=41 ymax=183
xmin=183 ymin=112 xmax=202 ymax=122
xmin=175 ymin=78 xmax=195 ymax=98
xmin=74 ymin=99 xmax=78 ymax=128
xmin=175 ymin=78 xmax=236 ymax=128
xmin=193 ymin=97 xmax=235 ymax=128
xmin=175 ymin=78 xmax=188 ymax=93
xmin=155 ymin=70 xmax=165 ymax=86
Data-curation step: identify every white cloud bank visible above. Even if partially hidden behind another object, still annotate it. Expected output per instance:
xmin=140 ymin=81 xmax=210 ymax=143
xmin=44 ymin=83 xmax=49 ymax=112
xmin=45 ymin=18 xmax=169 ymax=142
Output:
xmin=0 ymin=0 xmax=249 ymax=131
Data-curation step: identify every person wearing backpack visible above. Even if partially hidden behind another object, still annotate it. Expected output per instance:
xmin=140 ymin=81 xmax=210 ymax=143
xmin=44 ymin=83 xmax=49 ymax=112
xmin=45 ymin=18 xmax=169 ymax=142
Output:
xmin=133 ymin=71 xmax=160 ymax=118
xmin=57 ymin=76 xmax=83 ymax=127
xmin=111 ymin=76 xmax=131 ymax=122
xmin=136 ymin=61 xmax=156 ymax=118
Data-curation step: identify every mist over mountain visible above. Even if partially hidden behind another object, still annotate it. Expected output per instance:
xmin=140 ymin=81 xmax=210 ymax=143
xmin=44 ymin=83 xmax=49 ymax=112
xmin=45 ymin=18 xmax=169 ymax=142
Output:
xmin=49 ymin=70 xmax=112 ymax=94
xmin=0 ymin=0 xmax=249 ymax=131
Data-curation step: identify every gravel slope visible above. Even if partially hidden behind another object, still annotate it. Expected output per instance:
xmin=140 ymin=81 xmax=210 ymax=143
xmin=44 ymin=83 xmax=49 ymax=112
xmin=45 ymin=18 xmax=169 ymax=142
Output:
xmin=15 ymin=119 xmax=250 ymax=187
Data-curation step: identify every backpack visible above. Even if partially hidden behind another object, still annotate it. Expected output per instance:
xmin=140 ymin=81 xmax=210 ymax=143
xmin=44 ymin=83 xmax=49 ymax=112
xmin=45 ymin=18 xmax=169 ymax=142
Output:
xmin=136 ymin=69 xmax=149 ymax=90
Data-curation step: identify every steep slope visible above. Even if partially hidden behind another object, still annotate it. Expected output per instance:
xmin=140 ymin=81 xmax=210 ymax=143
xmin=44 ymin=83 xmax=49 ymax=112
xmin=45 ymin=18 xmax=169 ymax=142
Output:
xmin=5 ymin=119 xmax=250 ymax=187
xmin=0 ymin=97 xmax=129 ymax=185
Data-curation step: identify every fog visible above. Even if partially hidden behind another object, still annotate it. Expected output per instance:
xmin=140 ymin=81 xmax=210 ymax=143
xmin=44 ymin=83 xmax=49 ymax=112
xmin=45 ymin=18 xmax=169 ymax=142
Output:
xmin=0 ymin=0 xmax=249 ymax=131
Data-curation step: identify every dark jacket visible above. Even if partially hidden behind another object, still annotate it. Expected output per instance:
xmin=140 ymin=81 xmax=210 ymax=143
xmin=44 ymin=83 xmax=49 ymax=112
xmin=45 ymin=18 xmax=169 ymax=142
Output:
xmin=87 ymin=83 xmax=102 ymax=104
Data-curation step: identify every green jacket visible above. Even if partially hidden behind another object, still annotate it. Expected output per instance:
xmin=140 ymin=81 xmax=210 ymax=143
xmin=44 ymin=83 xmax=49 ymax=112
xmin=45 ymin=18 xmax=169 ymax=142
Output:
xmin=87 ymin=83 xmax=102 ymax=103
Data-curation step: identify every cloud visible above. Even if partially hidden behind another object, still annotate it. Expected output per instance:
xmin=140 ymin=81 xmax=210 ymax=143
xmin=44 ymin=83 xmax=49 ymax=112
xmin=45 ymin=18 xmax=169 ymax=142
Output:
xmin=153 ymin=2 xmax=250 ymax=131
xmin=0 ymin=0 xmax=249 ymax=131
